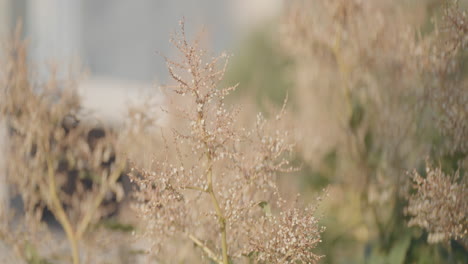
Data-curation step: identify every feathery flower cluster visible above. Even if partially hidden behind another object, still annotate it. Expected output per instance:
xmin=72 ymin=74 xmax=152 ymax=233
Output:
xmin=245 ymin=203 xmax=323 ymax=264
xmin=280 ymin=1 xmax=467 ymax=262
xmin=281 ymin=0 xmax=427 ymax=172
xmin=406 ymin=164 xmax=467 ymax=244
xmin=129 ymin=21 xmax=323 ymax=263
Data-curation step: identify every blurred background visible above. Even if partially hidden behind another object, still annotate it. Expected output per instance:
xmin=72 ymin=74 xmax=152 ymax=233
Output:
xmin=1 ymin=0 xmax=467 ymax=263
xmin=0 ymin=0 xmax=282 ymax=124
xmin=0 ymin=0 xmax=281 ymax=80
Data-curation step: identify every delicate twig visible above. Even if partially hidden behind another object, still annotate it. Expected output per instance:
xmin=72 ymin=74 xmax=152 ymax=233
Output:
xmin=188 ymin=234 xmax=222 ymax=264
xmin=76 ymin=160 xmax=126 ymax=239
xmin=46 ymin=156 xmax=79 ymax=264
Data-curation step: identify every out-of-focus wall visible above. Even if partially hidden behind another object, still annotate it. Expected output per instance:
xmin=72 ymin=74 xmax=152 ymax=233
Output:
xmin=0 ymin=122 xmax=6 ymax=213
xmin=0 ymin=0 xmax=11 ymax=37
xmin=0 ymin=0 xmax=10 ymax=216
xmin=1 ymin=0 xmax=283 ymax=122
xmin=27 ymin=0 xmax=82 ymax=70
xmin=81 ymin=0 xmax=233 ymax=82
xmin=2 ymin=0 xmax=282 ymax=82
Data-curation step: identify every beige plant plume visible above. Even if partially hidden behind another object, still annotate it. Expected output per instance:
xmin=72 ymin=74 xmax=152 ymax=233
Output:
xmin=280 ymin=0 xmax=467 ymax=261
xmin=406 ymin=163 xmax=467 ymax=245
xmin=405 ymin=3 xmax=467 ymax=247
xmin=128 ymin=21 xmax=324 ymax=264
xmin=0 ymin=28 xmax=127 ymax=264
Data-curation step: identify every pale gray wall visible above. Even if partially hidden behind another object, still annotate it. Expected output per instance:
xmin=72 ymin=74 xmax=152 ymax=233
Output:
xmin=81 ymin=0 xmax=233 ymax=82
xmin=2 ymin=0 xmax=280 ymax=82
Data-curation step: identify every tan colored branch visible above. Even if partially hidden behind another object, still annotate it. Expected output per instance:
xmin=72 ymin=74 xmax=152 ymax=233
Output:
xmin=46 ymin=156 xmax=80 ymax=264
xmin=188 ymin=234 xmax=222 ymax=264
xmin=198 ymin=107 xmax=229 ymax=264
xmin=76 ymin=161 xmax=125 ymax=239
xmin=205 ymin=150 xmax=229 ymax=264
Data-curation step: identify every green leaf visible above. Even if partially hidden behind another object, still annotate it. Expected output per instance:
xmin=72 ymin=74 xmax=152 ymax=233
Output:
xmin=323 ymin=149 xmax=337 ymax=171
xmin=100 ymin=219 xmax=135 ymax=232
xmin=24 ymin=242 xmax=53 ymax=264
xmin=128 ymin=249 xmax=147 ymax=255
xmin=367 ymin=248 xmax=386 ymax=264
xmin=388 ymin=234 xmax=411 ymax=264
xmin=364 ymin=130 xmax=373 ymax=154
xmin=258 ymin=201 xmax=272 ymax=216
xmin=349 ymin=99 xmax=365 ymax=131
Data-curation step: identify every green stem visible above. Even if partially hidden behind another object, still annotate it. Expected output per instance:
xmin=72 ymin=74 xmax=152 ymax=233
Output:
xmin=188 ymin=234 xmax=223 ymax=264
xmin=206 ymin=151 xmax=229 ymax=264
xmin=198 ymin=108 xmax=229 ymax=264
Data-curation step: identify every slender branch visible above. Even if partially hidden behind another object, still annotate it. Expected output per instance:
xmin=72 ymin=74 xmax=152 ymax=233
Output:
xmin=280 ymin=251 xmax=293 ymax=263
xmin=188 ymin=234 xmax=222 ymax=264
xmin=76 ymin=161 xmax=126 ymax=239
xmin=206 ymin=163 xmax=229 ymax=264
xmin=183 ymin=185 xmax=208 ymax=193
xmin=198 ymin=108 xmax=229 ymax=264
xmin=46 ymin=156 xmax=79 ymax=264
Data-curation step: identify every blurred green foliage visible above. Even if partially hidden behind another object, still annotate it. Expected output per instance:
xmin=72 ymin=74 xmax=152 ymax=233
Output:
xmin=223 ymin=25 xmax=293 ymax=111
xmin=24 ymin=242 xmax=53 ymax=264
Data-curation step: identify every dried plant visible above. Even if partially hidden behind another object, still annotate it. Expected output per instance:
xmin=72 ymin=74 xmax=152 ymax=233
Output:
xmin=0 ymin=28 xmax=127 ymax=264
xmin=1 ymin=1 xmax=464 ymax=262
xmin=405 ymin=163 xmax=467 ymax=245
xmin=279 ymin=0 xmax=467 ymax=262
xmin=282 ymin=0 xmax=427 ymax=177
xmin=404 ymin=0 xmax=468 ymax=249
xmin=422 ymin=0 xmax=468 ymax=153
xmin=128 ymin=21 xmax=323 ymax=264
xmin=281 ymin=0 xmax=428 ymax=239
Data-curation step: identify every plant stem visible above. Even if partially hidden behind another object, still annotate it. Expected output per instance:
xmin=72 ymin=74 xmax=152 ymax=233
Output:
xmin=206 ymin=151 xmax=229 ymax=264
xmin=188 ymin=234 xmax=223 ymax=264
xmin=76 ymin=161 xmax=125 ymax=239
xmin=198 ymin=106 xmax=229 ymax=264
xmin=47 ymin=156 xmax=79 ymax=264
xmin=184 ymin=185 xmax=208 ymax=193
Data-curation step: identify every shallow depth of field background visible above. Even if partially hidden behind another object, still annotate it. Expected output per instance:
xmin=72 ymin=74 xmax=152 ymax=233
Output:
xmin=1 ymin=0 xmax=467 ymax=263
xmin=0 ymin=0 xmax=283 ymax=124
